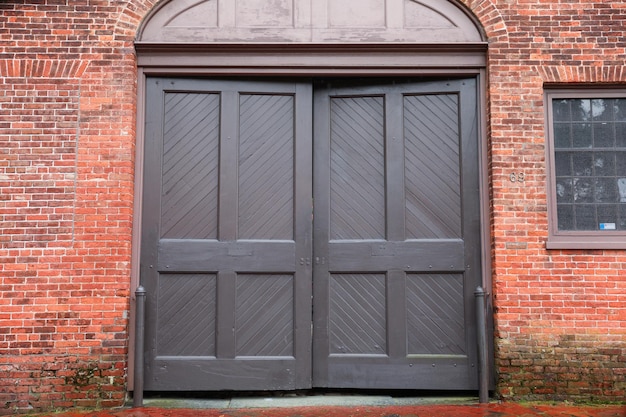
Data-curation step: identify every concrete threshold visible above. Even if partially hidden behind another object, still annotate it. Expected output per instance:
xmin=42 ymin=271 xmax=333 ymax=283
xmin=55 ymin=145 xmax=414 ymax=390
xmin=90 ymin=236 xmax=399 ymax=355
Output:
xmin=141 ymin=393 xmax=479 ymax=409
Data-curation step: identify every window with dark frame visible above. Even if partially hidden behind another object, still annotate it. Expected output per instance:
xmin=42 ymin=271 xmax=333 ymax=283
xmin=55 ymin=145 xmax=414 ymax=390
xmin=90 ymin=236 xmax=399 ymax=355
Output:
xmin=546 ymin=91 xmax=626 ymax=249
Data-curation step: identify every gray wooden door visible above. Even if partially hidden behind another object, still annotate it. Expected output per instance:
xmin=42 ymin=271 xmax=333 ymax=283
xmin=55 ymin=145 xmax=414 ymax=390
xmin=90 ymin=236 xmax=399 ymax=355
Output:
xmin=312 ymin=79 xmax=481 ymax=389
xmin=141 ymin=78 xmax=313 ymax=390
xmin=141 ymin=77 xmax=482 ymax=391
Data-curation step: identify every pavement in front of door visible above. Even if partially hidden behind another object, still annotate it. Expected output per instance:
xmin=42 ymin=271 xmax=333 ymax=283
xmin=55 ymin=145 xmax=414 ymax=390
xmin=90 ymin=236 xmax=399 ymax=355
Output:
xmin=25 ymin=394 xmax=626 ymax=417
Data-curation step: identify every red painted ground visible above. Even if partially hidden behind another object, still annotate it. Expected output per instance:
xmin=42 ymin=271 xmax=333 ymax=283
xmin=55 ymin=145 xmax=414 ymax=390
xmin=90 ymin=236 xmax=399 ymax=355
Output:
xmin=28 ymin=403 xmax=626 ymax=417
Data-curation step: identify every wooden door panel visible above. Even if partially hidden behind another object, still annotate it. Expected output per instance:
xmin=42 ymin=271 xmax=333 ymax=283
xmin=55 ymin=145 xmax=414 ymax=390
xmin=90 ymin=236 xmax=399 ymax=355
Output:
xmin=142 ymin=78 xmax=313 ymax=391
xmin=406 ymin=273 xmax=465 ymax=355
xmin=328 ymin=273 xmax=387 ymax=355
xmin=160 ymin=92 xmax=220 ymax=239
xmin=155 ymin=273 xmax=217 ymax=357
xmin=238 ymin=94 xmax=295 ymax=240
xmin=329 ymin=96 xmax=386 ymax=240
xmin=404 ymin=93 xmax=462 ymax=239
xmin=313 ymin=78 xmax=481 ymax=390
xmin=235 ymin=274 xmax=294 ymax=356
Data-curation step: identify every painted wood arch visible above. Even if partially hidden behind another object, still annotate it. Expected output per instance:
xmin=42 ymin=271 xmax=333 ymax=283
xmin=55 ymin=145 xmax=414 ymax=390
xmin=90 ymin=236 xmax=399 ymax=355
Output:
xmin=136 ymin=0 xmax=485 ymax=44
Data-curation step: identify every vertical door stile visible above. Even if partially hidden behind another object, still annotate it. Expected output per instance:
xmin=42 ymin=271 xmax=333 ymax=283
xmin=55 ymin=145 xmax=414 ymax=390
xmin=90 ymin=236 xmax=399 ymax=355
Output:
xmin=459 ymin=78 xmax=481 ymax=365
xmin=385 ymin=89 xmax=407 ymax=361
xmin=216 ymin=89 xmax=239 ymax=360
xmin=312 ymin=83 xmax=332 ymax=387
xmin=140 ymin=78 xmax=164 ymax=383
xmin=294 ymin=82 xmax=314 ymax=388
xmin=385 ymin=89 xmax=406 ymax=241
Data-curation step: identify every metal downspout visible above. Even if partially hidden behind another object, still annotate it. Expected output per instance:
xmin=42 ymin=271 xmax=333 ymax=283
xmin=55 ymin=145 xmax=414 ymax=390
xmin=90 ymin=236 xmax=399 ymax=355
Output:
xmin=475 ymin=286 xmax=489 ymax=403
xmin=133 ymin=286 xmax=146 ymax=407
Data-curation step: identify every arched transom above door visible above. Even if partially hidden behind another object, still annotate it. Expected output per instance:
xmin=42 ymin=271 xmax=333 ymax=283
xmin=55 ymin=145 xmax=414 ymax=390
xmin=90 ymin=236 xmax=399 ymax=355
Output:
xmin=137 ymin=0 xmax=485 ymax=44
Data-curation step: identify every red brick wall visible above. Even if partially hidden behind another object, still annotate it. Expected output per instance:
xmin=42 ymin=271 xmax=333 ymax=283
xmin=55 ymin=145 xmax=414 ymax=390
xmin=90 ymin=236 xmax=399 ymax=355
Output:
xmin=0 ymin=1 xmax=154 ymax=413
xmin=471 ymin=0 xmax=626 ymax=402
xmin=0 ymin=0 xmax=625 ymax=413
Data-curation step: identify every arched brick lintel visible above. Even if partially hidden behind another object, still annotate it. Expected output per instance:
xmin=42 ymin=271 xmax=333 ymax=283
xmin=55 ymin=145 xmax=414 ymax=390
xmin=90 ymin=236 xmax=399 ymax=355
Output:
xmin=536 ymin=65 xmax=626 ymax=85
xmin=458 ymin=0 xmax=508 ymax=43
xmin=0 ymin=59 xmax=89 ymax=79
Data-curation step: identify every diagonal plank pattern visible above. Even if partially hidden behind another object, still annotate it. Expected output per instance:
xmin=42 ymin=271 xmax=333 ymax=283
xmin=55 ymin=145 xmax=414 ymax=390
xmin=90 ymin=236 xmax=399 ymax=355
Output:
xmin=239 ymin=94 xmax=294 ymax=240
xmin=329 ymin=274 xmax=386 ymax=354
xmin=330 ymin=96 xmax=385 ymax=240
xmin=406 ymin=273 xmax=465 ymax=355
xmin=404 ymin=94 xmax=461 ymax=239
xmin=157 ymin=274 xmax=217 ymax=356
xmin=161 ymin=92 xmax=220 ymax=239
xmin=236 ymin=274 xmax=294 ymax=357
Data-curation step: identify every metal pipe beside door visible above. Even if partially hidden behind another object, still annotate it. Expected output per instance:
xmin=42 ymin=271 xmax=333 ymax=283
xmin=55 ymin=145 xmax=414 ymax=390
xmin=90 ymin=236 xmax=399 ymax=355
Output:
xmin=475 ymin=286 xmax=489 ymax=403
xmin=133 ymin=285 xmax=146 ymax=407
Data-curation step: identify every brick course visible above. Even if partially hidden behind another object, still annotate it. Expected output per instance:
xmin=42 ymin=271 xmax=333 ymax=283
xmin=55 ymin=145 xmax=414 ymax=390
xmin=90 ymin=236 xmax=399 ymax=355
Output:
xmin=1 ymin=0 xmax=625 ymax=413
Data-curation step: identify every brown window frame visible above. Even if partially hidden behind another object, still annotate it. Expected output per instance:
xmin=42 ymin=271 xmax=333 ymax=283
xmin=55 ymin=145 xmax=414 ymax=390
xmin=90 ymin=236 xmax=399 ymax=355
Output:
xmin=545 ymin=88 xmax=626 ymax=249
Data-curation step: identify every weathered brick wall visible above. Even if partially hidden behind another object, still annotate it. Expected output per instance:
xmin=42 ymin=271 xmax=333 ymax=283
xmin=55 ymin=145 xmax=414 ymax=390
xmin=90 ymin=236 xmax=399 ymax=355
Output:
xmin=0 ymin=0 xmax=624 ymax=413
xmin=0 ymin=1 xmax=154 ymax=413
xmin=470 ymin=0 xmax=626 ymax=402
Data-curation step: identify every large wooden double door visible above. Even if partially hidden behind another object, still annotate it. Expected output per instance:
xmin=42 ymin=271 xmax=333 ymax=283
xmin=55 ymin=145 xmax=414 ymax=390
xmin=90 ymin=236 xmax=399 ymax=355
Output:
xmin=140 ymin=77 xmax=482 ymax=391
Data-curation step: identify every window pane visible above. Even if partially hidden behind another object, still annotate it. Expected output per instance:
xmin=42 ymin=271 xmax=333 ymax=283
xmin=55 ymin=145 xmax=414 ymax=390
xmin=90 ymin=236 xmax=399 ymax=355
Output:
xmin=571 ymin=99 xmax=591 ymax=121
xmin=594 ymin=178 xmax=616 ymax=203
xmin=553 ymin=99 xmax=571 ymax=122
xmin=617 ymin=155 xmax=626 ymax=177
xmin=556 ymin=178 xmax=573 ymax=203
xmin=557 ymin=205 xmax=574 ymax=230
xmin=591 ymin=99 xmax=611 ymax=121
xmin=572 ymin=152 xmax=592 ymax=177
xmin=573 ymin=178 xmax=593 ymax=203
xmin=620 ymin=205 xmax=626 ymax=230
xmin=616 ymin=123 xmax=626 ymax=147
xmin=593 ymin=152 xmax=615 ymax=176
xmin=619 ymin=178 xmax=626 ymax=202
xmin=614 ymin=99 xmax=626 ymax=121
xmin=574 ymin=205 xmax=596 ymax=230
xmin=555 ymin=152 xmax=571 ymax=176
xmin=572 ymin=123 xmax=592 ymax=148
xmin=593 ymin=123 xmax=614 ymax=148
xmin=597 ymin=205 xmax=618 ymax=228
xmin=553 ymin=123 xmax=571 ymax=148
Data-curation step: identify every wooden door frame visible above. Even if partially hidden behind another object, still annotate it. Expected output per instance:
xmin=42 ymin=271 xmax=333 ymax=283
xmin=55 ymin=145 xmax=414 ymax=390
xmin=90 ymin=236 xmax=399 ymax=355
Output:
xmin=129 ymin=43 xmax=492 ymax=391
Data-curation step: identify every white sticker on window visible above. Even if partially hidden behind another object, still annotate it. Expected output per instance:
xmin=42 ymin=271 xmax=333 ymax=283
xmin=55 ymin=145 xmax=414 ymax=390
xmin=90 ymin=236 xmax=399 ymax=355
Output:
xmin=599 ymin=223 xmax=616 ymax=230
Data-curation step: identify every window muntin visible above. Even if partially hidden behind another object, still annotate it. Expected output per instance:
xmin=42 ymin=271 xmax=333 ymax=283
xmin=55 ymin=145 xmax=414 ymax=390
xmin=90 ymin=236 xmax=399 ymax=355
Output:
xmin=546 ymin=92 xmax=626 ymax=249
